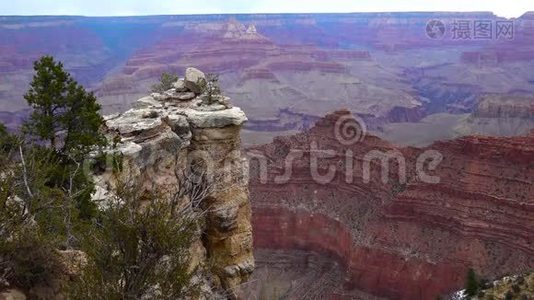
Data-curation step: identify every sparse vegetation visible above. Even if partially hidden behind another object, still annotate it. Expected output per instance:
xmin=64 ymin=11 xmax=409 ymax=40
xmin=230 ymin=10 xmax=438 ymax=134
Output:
xmin=151 ymin=72 xmax=178 ymax=93
xmin=465 ymin=268 xmax=480 ymax=298
xmin=0 ymin=57 xmax=204 ymax=298
xmin=68 ymin=181 xmax=202 ymax=299
xmin=0 ymin=142 xmax=73 ymax=294
xmin=23 ymin=55 xmax=106 ymax=156
xmin=201 ymin=73 xmax=221 ymax=106
xmin=462 ymin=272 xmax=534 ymax=300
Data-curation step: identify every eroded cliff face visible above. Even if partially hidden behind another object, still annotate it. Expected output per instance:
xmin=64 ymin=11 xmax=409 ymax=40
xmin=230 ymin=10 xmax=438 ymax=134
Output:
xmin=455 ymin=94 xmax=534 ymax=137
xmin=95 ymin=68 xmax=254 ymax=298
xmin=247 ymin=110 xmax=534 ymax=299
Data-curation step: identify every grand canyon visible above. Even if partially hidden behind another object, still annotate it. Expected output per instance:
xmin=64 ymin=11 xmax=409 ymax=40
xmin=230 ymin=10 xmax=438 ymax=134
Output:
xmin=245 ymin=110 xmax=534 ymax=299
xmin=2 ymin=13 xmax=534 ymax=146
xmin=1 ymin=11 xmax=534 ymax=300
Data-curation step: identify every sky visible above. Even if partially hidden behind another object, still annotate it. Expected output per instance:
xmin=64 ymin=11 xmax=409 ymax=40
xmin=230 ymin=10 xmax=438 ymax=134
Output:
xmin=1 ymin=0 xmax=532 ymax=18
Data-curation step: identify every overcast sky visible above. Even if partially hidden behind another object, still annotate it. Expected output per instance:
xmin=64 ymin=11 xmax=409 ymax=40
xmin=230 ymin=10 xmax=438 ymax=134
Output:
xmin=1 ymin=0 xmax=532 ymax=18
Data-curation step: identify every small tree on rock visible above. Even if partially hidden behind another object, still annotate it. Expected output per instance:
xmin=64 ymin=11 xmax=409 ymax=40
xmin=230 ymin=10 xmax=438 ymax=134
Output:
xmin=22 ymin=56 xmax=106 ymax=219
xmin=151 ymin=72 xmax=178 ymax=93
xmin=201 ymin=73 xmax=221 ymax=106
xmin=465 ymin=268 xmax=480 ymax=298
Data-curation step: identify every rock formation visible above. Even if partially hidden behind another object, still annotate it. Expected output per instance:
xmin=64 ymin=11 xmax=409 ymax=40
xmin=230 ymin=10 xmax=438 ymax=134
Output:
xmin=451 ymin=272 xmax=534 ymax=299
xmin=223 ymin=18 xmax=269 ymax=42
xmin=4 ymin=13 xmax=534 ymax=147
xmin=246 ymin=110 xmax=534 ymax=299
xmin=96 ymin=67 xmax=254 ymax=298
xmin=455 ymin=94 xmax=534 ymax=137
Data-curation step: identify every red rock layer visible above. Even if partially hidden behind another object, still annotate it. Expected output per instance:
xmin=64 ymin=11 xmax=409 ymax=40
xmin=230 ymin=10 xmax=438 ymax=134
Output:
xmin=248 ymin=110 xmax=534 ymax=299
xmin=253 ymin=207 xmax=466 ymax=299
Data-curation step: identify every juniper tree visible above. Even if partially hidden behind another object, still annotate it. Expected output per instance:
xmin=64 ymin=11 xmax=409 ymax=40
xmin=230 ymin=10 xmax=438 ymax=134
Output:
xmin=23 ymin=55 xmax=105 ymax=156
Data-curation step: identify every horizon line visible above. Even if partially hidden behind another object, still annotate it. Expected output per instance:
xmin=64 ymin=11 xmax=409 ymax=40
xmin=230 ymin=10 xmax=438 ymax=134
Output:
xmin=0 ymin=10 xmax=531 ymax=19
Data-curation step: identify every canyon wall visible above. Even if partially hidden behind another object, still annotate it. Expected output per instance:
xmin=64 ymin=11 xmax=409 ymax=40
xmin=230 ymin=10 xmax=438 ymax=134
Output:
xmin=3 ymin=13 xmax=534 ymax=145
xmin=247 ymin=110 xmax=534 ymax=299
xmin=454 ymin=94 xmax=534 ymax=137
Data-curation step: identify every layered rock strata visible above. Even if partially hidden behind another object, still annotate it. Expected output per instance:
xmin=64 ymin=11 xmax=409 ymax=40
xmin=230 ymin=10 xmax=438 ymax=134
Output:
xmin=454 ymin=94 xmax=534 ymax=137
xmin=247 ymin=110 xmax=534 ymax=299
xmin=96 ymin=68 xmax=254 ymax=298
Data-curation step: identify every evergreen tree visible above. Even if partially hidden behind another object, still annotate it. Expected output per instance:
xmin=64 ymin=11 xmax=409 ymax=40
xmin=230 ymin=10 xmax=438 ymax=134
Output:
xmin=465 ymin=268 xmax=479 ymax=298
xmin=23 ymin=56 xmax=105 ymax=219
xmin=24 ymin=56 xmax=70 ymax=149
xmin=62 ymin=83 xmax=106 ymax=156
xmin=23 ymin=55 xmax=105 ymax=156
xmin=0 ymin=123 xmax=17 ymax=155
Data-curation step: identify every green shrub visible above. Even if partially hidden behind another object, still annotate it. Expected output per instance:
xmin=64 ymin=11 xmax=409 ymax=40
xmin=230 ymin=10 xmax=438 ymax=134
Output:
xmin=68 ymin=183 xmax=201 ymax=299
xmin=465 ymin=268 xmax=479 ymax=298
xmin=151 ymin=72 xmax=178 ymax=93
xmin=0 ymin=230 xmax=63 ymax=292
xmin=201 ymin=73 xmax=221 ymax=105
xmin=504 ymin=291 xmax=514 ymax=300
xmin=0 ymin=123 xmax=18 ymax=155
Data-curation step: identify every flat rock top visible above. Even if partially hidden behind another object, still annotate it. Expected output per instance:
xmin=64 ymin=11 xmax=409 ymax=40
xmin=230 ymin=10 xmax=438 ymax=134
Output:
xmin=104 ymin=67 xmax=247 ymax=154
xmin=107 ymin=105 xmax=247 ymax=131
xmin=177 ymin=107 xmax=248 ymax=128
xmin=105 ymin=91 xmax=247 ymax=150
xmin=103 ymin=104 xmax=248 ymax=161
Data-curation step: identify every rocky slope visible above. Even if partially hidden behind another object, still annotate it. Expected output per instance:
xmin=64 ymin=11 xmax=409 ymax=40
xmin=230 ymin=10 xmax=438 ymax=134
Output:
xmin=94 ymin=67 xmax=254 ymax=298
xmin=452 ymin=272 xmax=534 ymax=299
xmin=246 ymin=110 xmax=534 ymax=299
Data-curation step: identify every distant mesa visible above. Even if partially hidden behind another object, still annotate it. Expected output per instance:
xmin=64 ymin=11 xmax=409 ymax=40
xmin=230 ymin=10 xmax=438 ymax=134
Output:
xmin=455 ymin=94 xmax=534 ymax=137
xmin=223 ymin=18 xmax=269 ymax=42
